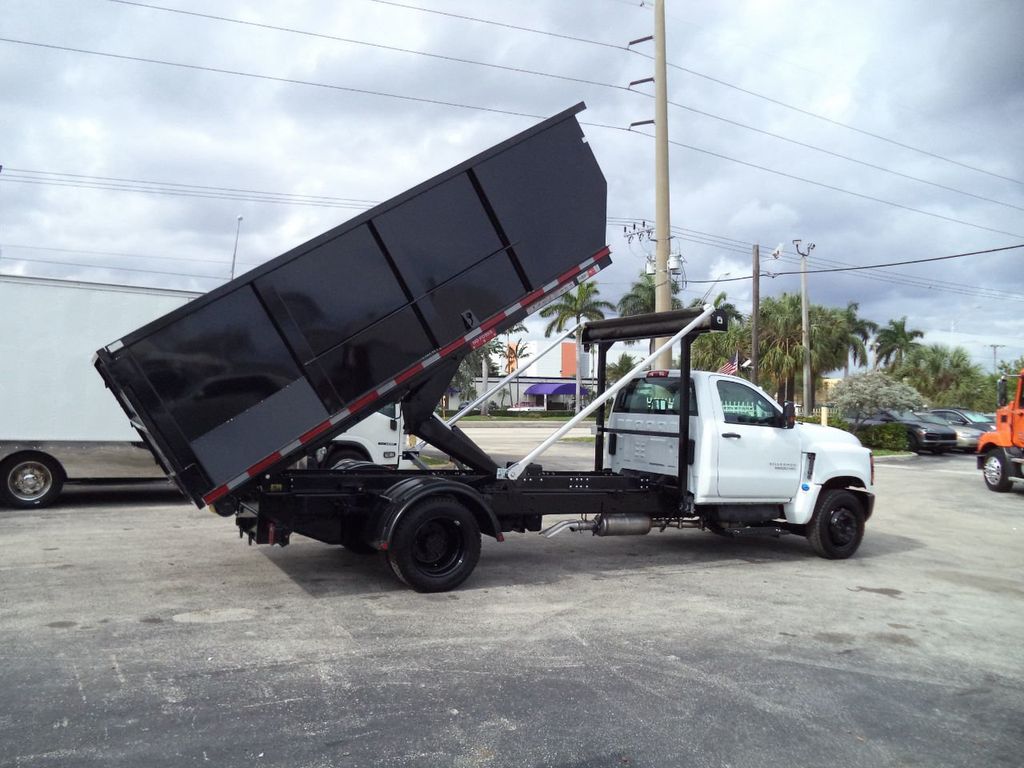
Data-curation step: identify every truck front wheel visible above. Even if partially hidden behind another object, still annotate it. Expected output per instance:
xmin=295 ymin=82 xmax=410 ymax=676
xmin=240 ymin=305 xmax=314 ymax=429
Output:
xmin=1 ymin=453 xmax=65 ymax=509
xmin=982 ymin=449 xmax=1013 ymax=492
xmin=807 ymin=489 xmax=864 ymax=559
xmin=386 ymin=496 xmax=481 ymax=592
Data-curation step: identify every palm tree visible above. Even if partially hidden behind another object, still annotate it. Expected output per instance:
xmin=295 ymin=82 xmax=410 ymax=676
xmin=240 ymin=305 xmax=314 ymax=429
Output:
xmin=616 ymin=272 xmax=682 ymax=317
xmin=840 ymin=301 xmax=878 ymax=376
xmin=753 ymin=294 xmax=849 ymax=407
xmin=688 ymin=291 xmax=743 ymax=323
xmin=897 ymin=344 xmax=983 ymax=405
xmin=606 ymin=353 xmax=638 ymax=383
xmin=873 ymin=317 xmax=924 ymax=370
xmin=539 ymin=283 xmax=614 ymax=412
xmin=540 ymin=282 xmax=614 ymax=336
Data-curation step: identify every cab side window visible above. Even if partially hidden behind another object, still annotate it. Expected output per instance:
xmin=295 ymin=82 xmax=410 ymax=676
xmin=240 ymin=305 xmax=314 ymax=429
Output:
xmin=716 ymin=380 xmax=780 ymax=426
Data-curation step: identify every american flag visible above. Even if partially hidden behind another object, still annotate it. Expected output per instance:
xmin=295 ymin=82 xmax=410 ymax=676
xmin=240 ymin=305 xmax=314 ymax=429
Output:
xmin=717 ymin=352 xmax=739 ymax=375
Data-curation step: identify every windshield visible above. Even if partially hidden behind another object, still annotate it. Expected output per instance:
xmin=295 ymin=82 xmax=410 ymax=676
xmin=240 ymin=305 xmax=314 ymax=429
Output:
xmin=913 ymin=412 xmax=951 ymax=425
xmin=960 ymin=410 xmax=993 ymax=424
xmin=888 ymin=410 xmax=920 ymax=421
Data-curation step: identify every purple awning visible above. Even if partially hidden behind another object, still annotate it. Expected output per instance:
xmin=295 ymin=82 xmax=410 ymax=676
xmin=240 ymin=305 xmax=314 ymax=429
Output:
xmin=523 ymin=382 xmax=588 ymax=396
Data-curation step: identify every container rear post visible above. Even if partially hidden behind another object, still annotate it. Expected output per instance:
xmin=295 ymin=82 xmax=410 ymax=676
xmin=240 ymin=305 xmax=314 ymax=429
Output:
xmin=593 ymin=342 xmax=608 ymax=471
xmin=677 ymin=334 xmax=693 ymax=508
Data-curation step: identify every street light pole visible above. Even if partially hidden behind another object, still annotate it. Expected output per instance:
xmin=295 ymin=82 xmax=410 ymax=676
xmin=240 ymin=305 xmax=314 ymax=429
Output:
xmin=794 ymin=239 xmax=815 ymax=411
xmin=988 ymin=343 xmax=1005 ymax=374
xmin=750 ymin=243 xmax=759 ymax=386
xmin=230 ymin=215 xmax=244 ymax=280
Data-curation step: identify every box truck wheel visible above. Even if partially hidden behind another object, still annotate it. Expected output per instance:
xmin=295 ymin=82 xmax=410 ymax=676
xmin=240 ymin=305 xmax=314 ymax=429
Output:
xmin=807 ymin=489 xmax=864 ymax=559
xmin=1 ymin=453 xmax=65 ymax=509
xmin=323 ymin=446 xmax=369 ymax=469
xmin=386 ymin=496 xmax=481 ymax=592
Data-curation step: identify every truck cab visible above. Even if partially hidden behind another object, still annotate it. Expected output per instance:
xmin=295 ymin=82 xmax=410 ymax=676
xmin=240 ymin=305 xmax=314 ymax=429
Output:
xmin=978 ymin=371 xmax=1024 ymax=491
xmin=607 ymin=369 xmax=873 ymax=527
xmin=317 ymin=403 xmax=414 ymax=470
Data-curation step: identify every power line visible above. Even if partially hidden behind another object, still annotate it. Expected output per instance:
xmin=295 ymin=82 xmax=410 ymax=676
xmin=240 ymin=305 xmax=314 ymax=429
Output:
xmin=360 ymin=0 xmax=1022 ymax=186
xmin=0 ymin=254 xmax=226 ymax=281
xmin=661 ymin=99 xmax=1024 ymax=213
xmin=364 ymin=0 xmax=626 ymax=51
xmin=4 ymin=37 xmax=1020 ymax=239
xmin=608 ymin=216 xmax=1024 ymax=302
xmin=4 ymin=167 xmax=379 ymax=204
xmin=0 ymin=243 xmax=230 ymax=267
xmin=0 ymin=172 xmax=373 ymax=209
xmin=653 ymin=132 xmax=1024 ymax=239
xmin=0 ymin=37 xmax=546 ymax=121
xmin=121 ymin=0 xmax=1024 ymax=212
xmin=652 ymin=56 xmax=1024 ymax=187
xmin=108 ymin=1 xmax=1024 ymax=212
xmin=107 ymin=0 xmax=624 ymax=92
xmin=682 ymin=244 xmax=1024 ymax=282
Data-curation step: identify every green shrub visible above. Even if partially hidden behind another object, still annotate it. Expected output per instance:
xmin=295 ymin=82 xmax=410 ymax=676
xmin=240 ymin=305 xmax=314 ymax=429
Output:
xmin=798 ymin=415 xmax=851 ymax=432
xmin=856 ymin=423 xmax=908 ymax=451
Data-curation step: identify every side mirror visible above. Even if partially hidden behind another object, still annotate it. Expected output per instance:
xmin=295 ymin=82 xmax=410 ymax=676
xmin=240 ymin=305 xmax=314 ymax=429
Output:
xmin=782 ymin=401 xmax=797 ymax=429
xmin=997 ymin=377 xmax=1007 ymax=408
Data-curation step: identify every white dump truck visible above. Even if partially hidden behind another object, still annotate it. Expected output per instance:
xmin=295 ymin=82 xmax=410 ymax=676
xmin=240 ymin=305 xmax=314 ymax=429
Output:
xmin=95 ymin=105 xmax=874 ymax=591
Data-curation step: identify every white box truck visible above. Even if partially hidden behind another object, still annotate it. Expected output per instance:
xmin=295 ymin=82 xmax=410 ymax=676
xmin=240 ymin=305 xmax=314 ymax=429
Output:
xmin=0 ymin=274 xmax=410 ymax=509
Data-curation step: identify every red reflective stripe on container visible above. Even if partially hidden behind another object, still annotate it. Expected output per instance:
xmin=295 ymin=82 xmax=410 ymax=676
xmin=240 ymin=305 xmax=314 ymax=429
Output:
xmin=299 ymin=419 xmax=333 ymax=444
xmin=247 ymin=452 xmax=283 ymax=477
xmin=522 ymin=289 xmax=545 ymax=306
xmin=481 ymin=312 xmax=506 ymax=331
xmin=395 ymin=363 xmax=424 ymax=384
xmin=438 ymin=339 xmax=465 ymax=358
xmin=203 ymin=485 xmax=230 ymax=505
xmin=557 ymin=264 xmax=583 ymax=284
xmin=470 ymin=329 xmax=496 ymax=349
xmin=348 ymin=391 xmax=379 ymax=413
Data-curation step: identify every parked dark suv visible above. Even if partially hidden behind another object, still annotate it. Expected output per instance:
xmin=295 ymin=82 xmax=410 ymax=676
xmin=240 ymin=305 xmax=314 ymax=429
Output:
xmin=861 ymin=409 xmax=958 ymax=454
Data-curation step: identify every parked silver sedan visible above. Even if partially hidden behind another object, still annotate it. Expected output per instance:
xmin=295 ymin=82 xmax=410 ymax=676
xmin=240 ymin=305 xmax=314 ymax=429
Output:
xmin=927 ymin=408 xmax=996 ymax=451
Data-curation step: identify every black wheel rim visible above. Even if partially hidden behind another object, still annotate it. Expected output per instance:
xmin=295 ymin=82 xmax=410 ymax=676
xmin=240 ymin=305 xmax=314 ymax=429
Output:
xmin=412 ymin=518 xmax=464 ymax=576
xmin=828 ymin=507 xmax=858 ymax=547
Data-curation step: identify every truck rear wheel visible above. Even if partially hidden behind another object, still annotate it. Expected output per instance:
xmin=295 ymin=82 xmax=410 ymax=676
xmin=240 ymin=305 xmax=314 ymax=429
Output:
xmin=386 ymin=496 xmax=481 ymax=592
xmin=982 ymin=449 xmax=1013 ymax=492
xmin=1 ymin=453 xmax=65 ymax=509
xmin=807 ymin=489 xmax=864 ymax=559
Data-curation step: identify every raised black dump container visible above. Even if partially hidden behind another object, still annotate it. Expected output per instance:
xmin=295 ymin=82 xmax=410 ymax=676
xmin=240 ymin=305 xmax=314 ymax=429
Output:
xmin=95 ymin=104 xmax=609 ymax=507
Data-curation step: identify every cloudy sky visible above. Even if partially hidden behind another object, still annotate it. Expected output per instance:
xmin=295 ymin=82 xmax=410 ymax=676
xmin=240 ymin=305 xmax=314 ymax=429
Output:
xmin=2 ymin=0 xmax=1022 ymax=371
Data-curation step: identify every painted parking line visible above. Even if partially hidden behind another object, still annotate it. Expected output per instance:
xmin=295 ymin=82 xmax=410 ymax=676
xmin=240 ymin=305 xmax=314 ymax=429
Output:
xmin=879 ymin=464 xmax=978 ymax=476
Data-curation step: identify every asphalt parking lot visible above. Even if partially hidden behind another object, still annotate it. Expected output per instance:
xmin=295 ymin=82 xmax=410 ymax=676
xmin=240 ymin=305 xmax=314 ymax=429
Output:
xmin=1 ymin=442 xmax=1022 ymax=767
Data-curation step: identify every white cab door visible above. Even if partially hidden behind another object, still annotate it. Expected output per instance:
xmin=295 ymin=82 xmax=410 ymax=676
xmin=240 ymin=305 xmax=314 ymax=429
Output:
xmin=712 ymin=376 xmax=801 ymax=500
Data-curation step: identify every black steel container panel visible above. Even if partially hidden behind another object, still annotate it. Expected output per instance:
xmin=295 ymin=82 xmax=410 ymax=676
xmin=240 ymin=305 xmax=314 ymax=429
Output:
xmin=95 ymin=104 xmax=609 ymax=507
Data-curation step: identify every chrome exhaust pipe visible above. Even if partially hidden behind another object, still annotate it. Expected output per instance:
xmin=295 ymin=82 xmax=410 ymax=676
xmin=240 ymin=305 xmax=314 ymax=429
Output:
xmin=541 ymin=519 xmax=597 ymax=538
xmin=541 ymin=514 xmax=654 ymax=538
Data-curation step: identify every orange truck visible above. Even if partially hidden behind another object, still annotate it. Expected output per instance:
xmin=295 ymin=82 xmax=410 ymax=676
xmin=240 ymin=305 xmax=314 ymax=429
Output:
xmin=978 ymin=370 xmax=1024 ymax=491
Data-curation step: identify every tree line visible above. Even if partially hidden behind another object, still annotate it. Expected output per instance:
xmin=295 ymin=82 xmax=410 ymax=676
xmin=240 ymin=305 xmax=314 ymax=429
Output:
xmin=536 ymin=273 xmax=1020 ymax=412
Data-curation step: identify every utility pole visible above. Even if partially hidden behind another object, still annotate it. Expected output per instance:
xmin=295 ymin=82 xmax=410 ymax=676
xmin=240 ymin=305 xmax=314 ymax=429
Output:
xmin=653 ymin=0 xmax=671 ymax=368
xmin=230 ymin=215 xmax=244 ymax=280
xmin=750 ymin=244 xmax=760 ymax=385
xmin=988 ymin=343 xmax=1005 ymax=374
xmin=794 ymin=239 xmax=815 ymax=411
